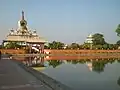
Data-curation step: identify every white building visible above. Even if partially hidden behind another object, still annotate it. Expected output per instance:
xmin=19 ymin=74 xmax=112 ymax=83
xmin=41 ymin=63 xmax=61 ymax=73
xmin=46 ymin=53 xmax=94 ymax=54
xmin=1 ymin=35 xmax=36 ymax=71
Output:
xmin=85 ymin=34 xmax=94 ymax=44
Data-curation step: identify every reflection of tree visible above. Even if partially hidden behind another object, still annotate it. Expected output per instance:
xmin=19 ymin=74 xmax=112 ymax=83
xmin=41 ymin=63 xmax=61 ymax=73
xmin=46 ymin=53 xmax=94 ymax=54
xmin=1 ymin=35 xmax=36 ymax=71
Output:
xmin=85 ymin=59 xmax=91 ymax=62
xmin=67 ymin=60 xmax=86 ymax=64
xmin=92 ymin=60 xmax=106 ymax=73
xmin=78 ymin=60 xmax=86 ymax=64
xmin=66 ymin=60 xmax=72 ymax=63
xmin=71 ymin=60 xmax=79 ymax=64
xmin=67 ymin=59 xmax=107 ymax=73
xmin=47 ymin=59 xmax=119 ymax=72
xmin=117 ymin=77 xmax=120 ymax=86
xmin=108 ymin=59 xmax=115 ymax=64
xmin=48 ymin=60 xmax=63 ymax=68
xmin=117 ymin=59 xmax=120 ymax=63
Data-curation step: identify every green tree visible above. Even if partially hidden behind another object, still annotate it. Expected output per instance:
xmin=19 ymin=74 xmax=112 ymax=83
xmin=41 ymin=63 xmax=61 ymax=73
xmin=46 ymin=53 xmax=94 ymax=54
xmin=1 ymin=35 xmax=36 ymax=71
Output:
xmin=82 ymin=44 xmax=90 ymax=49
xmin=48 ymin=41 xmax=64 ymax=49
xmin=0 ymin=45 xmax=3 ymax=49
xmin=4 ymin=42 xmax=21 ymax=49
xmin=95 ymin=45 xmax=103 ymax=49
xmin=102 ymin=44 xmax=108 ymax=49
xmin=108 ymin=44 xmax=114 ymax=50
xmin=93 ymin=33 xmax=106 ymax=45
xmin=116 ymin=40 xmax=120 ymax=45
xmin=44 ymin=45 xmax=49 ymax=49
xmin=114 ymin=44 xmax=119 ymax=49
xmin=69 ymin=43 xmax=80 ymax=49
xmin=115 ymin=24 xmax=120 ymax=37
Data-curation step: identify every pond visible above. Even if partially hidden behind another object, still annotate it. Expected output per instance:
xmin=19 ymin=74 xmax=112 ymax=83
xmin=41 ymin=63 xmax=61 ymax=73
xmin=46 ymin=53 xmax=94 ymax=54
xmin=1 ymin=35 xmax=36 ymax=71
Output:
xmin=40 ymin=58 xmax=120 ymax=90
xmin=15 ymin=56 xmax=120 ymax=90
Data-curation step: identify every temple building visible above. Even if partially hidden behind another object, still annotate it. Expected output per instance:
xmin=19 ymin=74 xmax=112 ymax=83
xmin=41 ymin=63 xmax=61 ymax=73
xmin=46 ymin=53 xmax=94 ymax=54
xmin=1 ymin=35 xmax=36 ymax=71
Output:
xmin=84 ymin=34 xmax=94 ymax=49
xmin=3 ymin=11 xmax=47 ymax=53
xmin=85 ymin=34 xmax=93 ymax=44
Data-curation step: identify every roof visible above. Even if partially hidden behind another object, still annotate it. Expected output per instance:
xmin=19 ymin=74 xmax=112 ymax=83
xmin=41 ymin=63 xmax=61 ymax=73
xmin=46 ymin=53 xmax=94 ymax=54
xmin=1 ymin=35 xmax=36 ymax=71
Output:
xmin=87 ymin=34 xmax=93 ymax=38
xmin=4 ymin=35 xmax=47 ymax=43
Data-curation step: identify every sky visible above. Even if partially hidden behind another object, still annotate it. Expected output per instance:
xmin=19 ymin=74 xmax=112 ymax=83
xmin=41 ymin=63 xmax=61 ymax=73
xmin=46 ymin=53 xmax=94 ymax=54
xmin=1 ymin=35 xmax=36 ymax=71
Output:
xmin=0 ymin=0 xmax=120 ymax=44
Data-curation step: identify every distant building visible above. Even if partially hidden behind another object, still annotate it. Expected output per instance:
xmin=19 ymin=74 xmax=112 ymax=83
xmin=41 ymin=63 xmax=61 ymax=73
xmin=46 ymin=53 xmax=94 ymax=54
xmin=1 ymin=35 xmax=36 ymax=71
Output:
xmin=3 ymin=11 xmax=47 ymax=53
xmin=85 ymin=34 xmax=94 ymax=44
xmin=84 ymin=34 xmax=94 ymax=49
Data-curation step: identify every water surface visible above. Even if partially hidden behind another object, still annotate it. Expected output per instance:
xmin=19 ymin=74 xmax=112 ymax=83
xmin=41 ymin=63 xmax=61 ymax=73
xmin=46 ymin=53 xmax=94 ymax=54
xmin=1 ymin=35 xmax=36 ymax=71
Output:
xmin=41 ymin=58 xmax=120 ymax=90
xmin=15 ymin=56 xmax=120 ymax=90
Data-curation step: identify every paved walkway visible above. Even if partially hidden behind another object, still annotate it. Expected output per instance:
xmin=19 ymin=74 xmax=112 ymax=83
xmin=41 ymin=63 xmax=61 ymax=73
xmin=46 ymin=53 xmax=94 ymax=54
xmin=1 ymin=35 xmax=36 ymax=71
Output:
xmin=0 ymin=56 xmax=52 ymax=90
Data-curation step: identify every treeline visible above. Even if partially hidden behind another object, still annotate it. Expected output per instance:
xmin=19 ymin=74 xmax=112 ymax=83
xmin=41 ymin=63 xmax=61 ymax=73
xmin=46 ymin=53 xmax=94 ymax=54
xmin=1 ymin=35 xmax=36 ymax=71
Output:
xmin=45 ymin=33 xmax=120 ymax=50
xmin=44 ymin=41 xmax=119 ymax=50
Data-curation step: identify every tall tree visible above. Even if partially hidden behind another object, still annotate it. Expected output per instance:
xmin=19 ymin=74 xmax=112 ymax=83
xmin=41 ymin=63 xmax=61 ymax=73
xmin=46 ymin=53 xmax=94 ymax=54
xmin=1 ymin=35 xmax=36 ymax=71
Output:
xmin=115 ymin=24 xmax=120 ymax=37
xmin=93 ymin=33 xmax=106 ymax=45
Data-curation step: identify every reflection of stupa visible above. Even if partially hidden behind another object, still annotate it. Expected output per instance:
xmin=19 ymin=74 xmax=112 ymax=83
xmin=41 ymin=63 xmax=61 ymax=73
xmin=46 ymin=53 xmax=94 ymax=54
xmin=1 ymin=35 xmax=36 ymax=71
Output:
xmin=3 ymin=11 xmax=47 ymax=53
xmin=86 ymin=62 xmax=93 ymax=71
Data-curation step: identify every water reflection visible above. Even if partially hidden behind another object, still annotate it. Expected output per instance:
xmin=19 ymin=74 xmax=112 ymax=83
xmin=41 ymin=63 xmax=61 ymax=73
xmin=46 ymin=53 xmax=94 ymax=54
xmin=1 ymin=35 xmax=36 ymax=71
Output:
xmin=22 ymin=56 xmax=45 ymax=67
xmin=45 ymin=59 xmax=117 ymax=73
xmin=42 ymin=58 xmax=120 ymax=90
xmin=19 ymin=56 xmax=120 ymax=74
xmin=92 ymin=60 xmax=105 ymax=73
xmin=48 ymin=60 xmax=63 ymax=68
xmin=117 ymin=60 xmax=120 ymax=63
xmin=118 ymin=77 xmax=120 ymax=86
